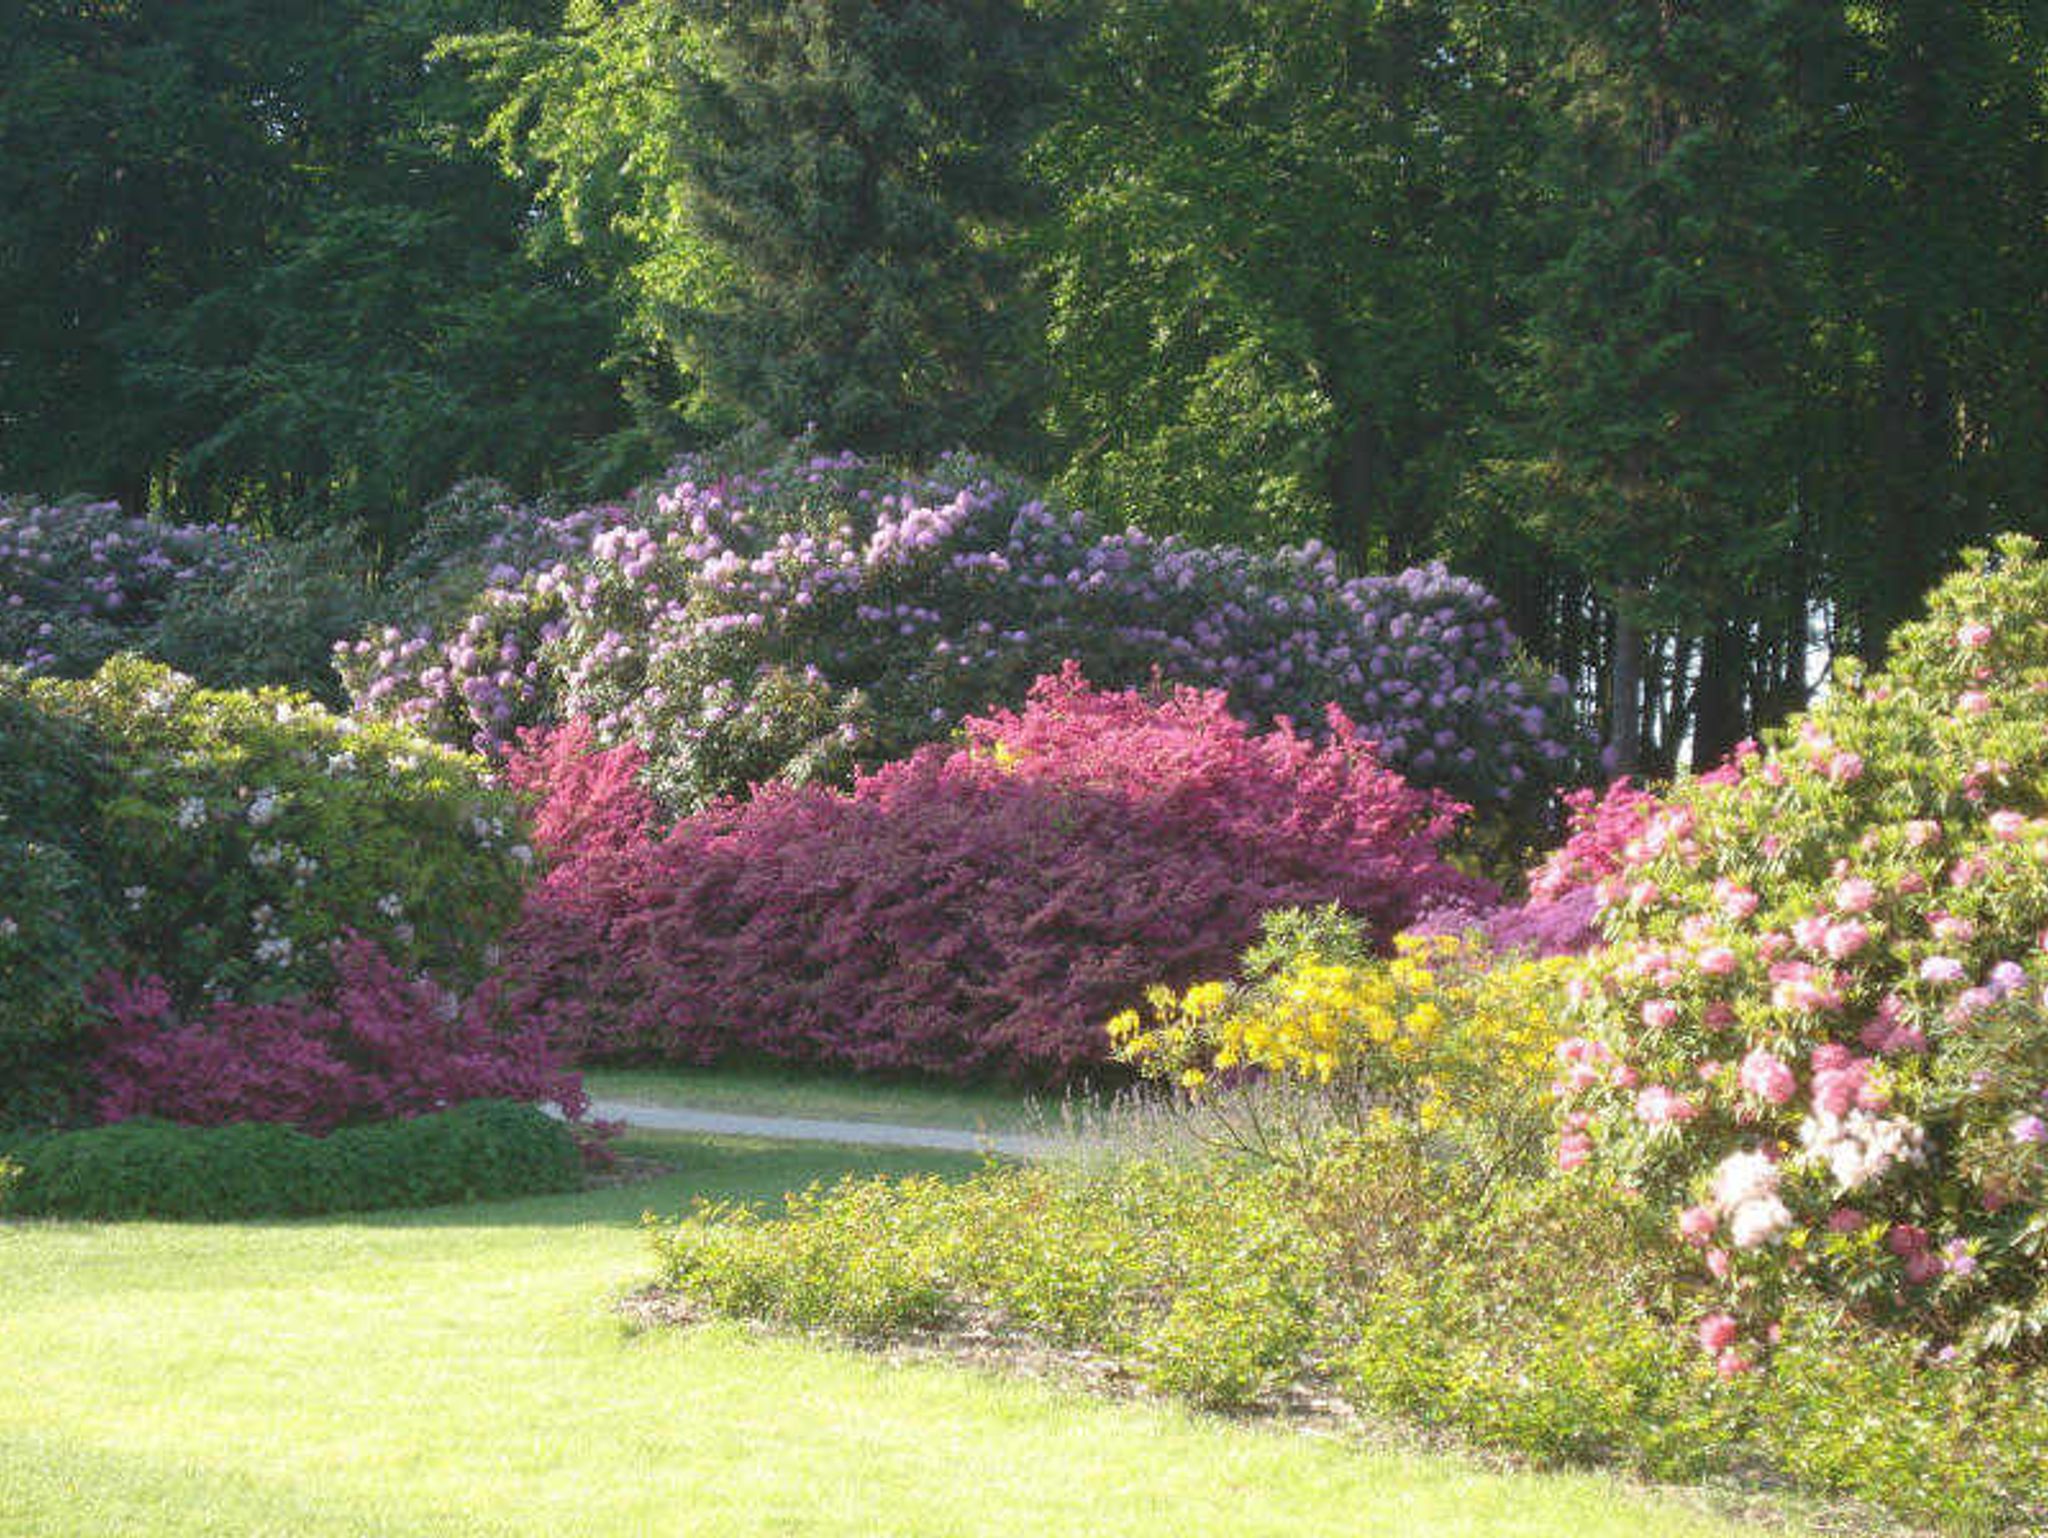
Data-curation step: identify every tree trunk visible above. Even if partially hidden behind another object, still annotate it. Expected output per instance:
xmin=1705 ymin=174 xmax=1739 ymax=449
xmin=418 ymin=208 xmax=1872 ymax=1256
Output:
xmin=1692 ymin=620 xmax=1745 ymax=772
xmin=1325 ymin=415 xmax=1379 ymax=570
xmin=1607 ymin=600 xmax=1644 ymax=778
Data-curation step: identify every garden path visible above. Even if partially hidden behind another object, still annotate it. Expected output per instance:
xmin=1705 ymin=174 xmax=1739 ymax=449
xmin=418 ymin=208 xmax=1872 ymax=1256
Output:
xmin=586 ymin=1098 xmax=1066 ymax=1158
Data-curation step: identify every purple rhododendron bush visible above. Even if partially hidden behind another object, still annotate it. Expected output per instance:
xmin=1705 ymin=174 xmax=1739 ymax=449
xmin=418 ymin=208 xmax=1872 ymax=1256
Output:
xmin=0 ymin=497 xmax=248 ymax=677
xmin=1553 ymin=534 xmax=2048 ymax=1368
xmin=341 ymin=442 xmax=1584 ymax=818
xmin=498 ymin=667 xmax=1494 ymax=1081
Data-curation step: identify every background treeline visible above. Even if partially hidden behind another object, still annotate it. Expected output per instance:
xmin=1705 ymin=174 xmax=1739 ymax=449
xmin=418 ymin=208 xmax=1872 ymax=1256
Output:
xmin=4 ymin=0 xmax=2044 ymax=772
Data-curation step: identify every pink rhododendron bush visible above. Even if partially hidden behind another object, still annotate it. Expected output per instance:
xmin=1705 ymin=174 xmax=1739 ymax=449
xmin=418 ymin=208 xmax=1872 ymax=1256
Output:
xmin=499 ymin=667 xmax=1493 ymax=1081
xmin=1555 ymin=535 xmax=2048 ymax=1365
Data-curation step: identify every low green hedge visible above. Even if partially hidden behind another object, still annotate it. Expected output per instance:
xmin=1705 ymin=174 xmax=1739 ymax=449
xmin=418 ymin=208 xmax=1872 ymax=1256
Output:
xmin=0 ymin=1100 xmax=582 ymax=1220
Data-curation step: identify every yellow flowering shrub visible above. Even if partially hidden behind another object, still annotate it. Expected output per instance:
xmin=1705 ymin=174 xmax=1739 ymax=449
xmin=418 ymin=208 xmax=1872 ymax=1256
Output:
xmin=1110 ymin=929 xmax=1571 ymax=1174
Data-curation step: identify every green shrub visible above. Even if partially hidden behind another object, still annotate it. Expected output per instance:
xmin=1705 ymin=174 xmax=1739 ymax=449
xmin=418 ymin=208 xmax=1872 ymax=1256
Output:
xmin=151 ymin=529 xmax=376 ymax=705
xmin=642 ymin=1130 xmax=2048 ymax=1532
xmin=1749 ymin=1301 xmax=2048 ymax=1534
xmin=28 ymin=656 xmax=528 ymax=1003
xmin=0 ymin=1101 xmax=581 ymax=1220
xmin=654 ymin=1176 xmax=962 ymax=1338
xmin=1334 ymin=1167 xmax=1736 ymax=1477
xmin=651 ymin=1153 xmax=1324 ymax=1409
xmin=0 ymin=832 xmax=112 ymax=1126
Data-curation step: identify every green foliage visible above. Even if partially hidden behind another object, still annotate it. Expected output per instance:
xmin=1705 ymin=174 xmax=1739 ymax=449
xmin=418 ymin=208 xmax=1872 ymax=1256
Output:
xmin=150 ymin=529 xmax=377 ymax=703
xmin=449 ymin=0 xmax=1061 ymax=460
xmin=0 ymin=672 xmax=112 ymax=1125
xmin=0 ymin=1100 xmax=582 ymax=1220
xmin=1037 ymin=0 xmax=1524 ymax=563
xmin=0 ymin=0 xmax=633 ymax=541
xmin=652 ymin=1155 xmax=1322 ymax=1409
xmin=655 ymin=1177 xmax=961 ymax=1339
xmin=1338 ymin=1170 xmax=1732 ymax=1475
xmin=650 ymin=1131 xmax=2048 ymax=1530
xmin=0 ymin=833 xmax=109 ymax=1128
xmin=1749 ymin=1302 xmax=2048 ymax=1533
xmin=26 ymin=657 xmax=527 ymax=1005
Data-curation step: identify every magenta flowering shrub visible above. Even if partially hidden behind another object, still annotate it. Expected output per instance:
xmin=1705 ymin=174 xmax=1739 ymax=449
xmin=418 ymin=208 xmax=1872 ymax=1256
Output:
xmin=87 ymin=935 xmax=585 ymax=1132
xmin=1553 ymin=535 xmax=2048 ymax=1365
xmin=343 ymin=443 xmax=1584 ymax=813
xmin=499 ymin=668 xmax=1493 ymax=1081
xmin=0 ymin=497 xmax=248 ymax=676
xmin=1407 ymin=780 xmax=1663 ymax=958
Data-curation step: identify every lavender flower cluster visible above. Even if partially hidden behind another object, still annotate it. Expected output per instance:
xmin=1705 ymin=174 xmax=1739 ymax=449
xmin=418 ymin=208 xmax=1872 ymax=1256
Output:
xmin=0 ymin=498 xmax=249 ymax=676
xmin=341 ymin=447 xmax=1586 ymax=812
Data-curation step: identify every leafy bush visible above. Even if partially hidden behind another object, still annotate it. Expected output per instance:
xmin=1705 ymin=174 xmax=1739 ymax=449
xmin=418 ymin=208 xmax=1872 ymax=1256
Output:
xmin=29 ymin=657 xmax=529 ymax=1005
xmin=150 ymin=529 xmax=377 ymax=704
xmin=1111 ymin=917 xmax=1568 ymax=1182
xmin=87 ymin=935 xmax=585 ymax=1133
xmin=1552 ymin=534 xmax=2048 ymax=1364
xmin=646 ymin=1130 xmax=2048 ymax=1531
xmin=649 ymin=1154 xmax=1321 ymax=1408
xmin=0 ymin=833 xmax=111 ymax=1126
xmin=0 ymin=498 xmax=250 ymax=677
xmin=345 ymin=442 xmax=1584 ymax=814
xmin=0 ymin=1100 xmax=582 ymax=1219
xmin=502 ymin=668 xmax=1492 ymax=1081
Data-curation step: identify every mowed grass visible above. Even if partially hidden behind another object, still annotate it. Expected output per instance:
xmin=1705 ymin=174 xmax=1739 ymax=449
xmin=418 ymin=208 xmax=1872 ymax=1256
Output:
xmin=0 ymin=1132 xmax=1799 ymax=1538
xmin=580 ymin=1062 xmax=1118 ymax=1134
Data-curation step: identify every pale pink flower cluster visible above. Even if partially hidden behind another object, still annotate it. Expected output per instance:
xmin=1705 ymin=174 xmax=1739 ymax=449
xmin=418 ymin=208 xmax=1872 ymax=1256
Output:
xmin=1635 ymin=1084 xmax=1699 ymax=1127
xmin=1767 ymin=960 xmax=1843 ymax=1014
xmin=1799 ymin=1108 xmax=1925 ymax=1192
xmin=1710 ymin=1149 xmax=1793 ymax=1250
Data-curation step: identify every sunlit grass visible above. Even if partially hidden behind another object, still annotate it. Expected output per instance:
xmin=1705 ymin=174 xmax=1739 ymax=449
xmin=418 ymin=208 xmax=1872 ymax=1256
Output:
xmin=0 ymin=1132 xmax=1800 ymax=1538
xmin=580 ymin=1062 xmax=1116 ymax=1134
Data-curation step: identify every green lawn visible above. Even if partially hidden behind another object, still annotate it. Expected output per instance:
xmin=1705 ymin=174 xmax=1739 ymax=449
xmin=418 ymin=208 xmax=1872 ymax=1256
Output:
xmin=0 ymin=1131 xmax=1803 ymax=1538
xmin=580 ymin=1063 xmax=1123 ymax=1134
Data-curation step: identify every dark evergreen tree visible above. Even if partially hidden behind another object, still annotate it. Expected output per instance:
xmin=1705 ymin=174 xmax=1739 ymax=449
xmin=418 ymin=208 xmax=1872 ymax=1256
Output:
xmin=0 ymin=1 xmax=635 ymax=543
xmin=1489 ymin=0 xmax=1835 ymax=772
xmin=457 ymin=0 xmax=1062 ymax=460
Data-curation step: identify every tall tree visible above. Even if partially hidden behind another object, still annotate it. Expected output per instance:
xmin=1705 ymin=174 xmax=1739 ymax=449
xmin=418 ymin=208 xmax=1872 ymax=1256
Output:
xmin=1036 ymin=0 xmax=1534 ymax=561
xmin=0 ymin=1 xmax=634 ymax=542
xmin=1489 ymin=0 xmax=1834 ymax=772
xmin=1805 ymin=0 xmax=2048 ymax=662
xmin=452 ymin=0 xmax=1062 ymax=460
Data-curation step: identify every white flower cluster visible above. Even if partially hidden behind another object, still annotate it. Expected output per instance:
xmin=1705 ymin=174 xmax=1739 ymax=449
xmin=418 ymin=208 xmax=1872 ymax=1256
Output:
xmin=1710 ymin=1149 xmax=1793 ymax=1250
xmin=1798 ymin=1110 xmax=1926 ymax=1193
xmin=468 ymin=812 xmax=507 ymax=844
xmin=375 ymin=891 xmax=406 ymax=919
xmin=249 ymin=841 xmax=287 ymax=870
xmin=246 ymin=787 xmax=283 ymax=827
xmin=249 ymin=902 xmax=293 ymax=969
xmin=175 ymin=796 xmax=209 ymax=830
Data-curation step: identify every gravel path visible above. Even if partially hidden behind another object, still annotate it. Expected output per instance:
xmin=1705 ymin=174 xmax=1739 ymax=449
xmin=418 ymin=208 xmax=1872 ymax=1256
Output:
xmin=587 ymin=1098 xmax=1067 ymax=1159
